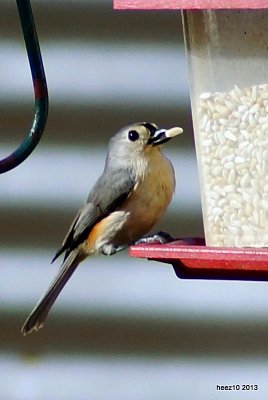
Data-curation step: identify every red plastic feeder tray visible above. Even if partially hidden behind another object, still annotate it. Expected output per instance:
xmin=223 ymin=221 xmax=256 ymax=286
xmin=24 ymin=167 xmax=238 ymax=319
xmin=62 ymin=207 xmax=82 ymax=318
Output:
xmin=129 ymin=239 xmax=268 ymax=281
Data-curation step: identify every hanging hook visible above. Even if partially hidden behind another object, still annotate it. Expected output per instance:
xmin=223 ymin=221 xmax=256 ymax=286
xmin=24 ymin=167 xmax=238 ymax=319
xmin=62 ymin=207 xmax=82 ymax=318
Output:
xmin=0 ymin=0 xmax=48 ymax=174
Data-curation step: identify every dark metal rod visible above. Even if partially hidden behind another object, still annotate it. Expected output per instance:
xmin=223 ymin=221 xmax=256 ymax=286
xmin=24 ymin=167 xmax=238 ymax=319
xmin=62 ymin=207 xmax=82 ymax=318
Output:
xmin=0 ymin=0 xmax=48 ymax=174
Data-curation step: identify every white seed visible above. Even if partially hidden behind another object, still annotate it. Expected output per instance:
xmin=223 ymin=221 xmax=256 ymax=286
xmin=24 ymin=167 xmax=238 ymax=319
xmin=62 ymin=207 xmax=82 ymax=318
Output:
xmin=231 ymin=119 xmax=240 ymax=127
xmin=253 ymin=193 xmax=260 ymax=209
xmin=202 ymin=139 xmax=213 ymax=146
xmin=212 ymin=112 xmax=221 ymax=120
xmin=219 ymin=118 xmax=228 ymax=125
xmin=227 ymin=169 xmax=236 ymax=184
xmin=239 ymin=122 xmax=248 ymax=130
xmin=216 ymin=145 xmax=228 ymax=158
xmin=251 ymin=85 xmax=258 ymax=101
xmin=259 ymin=209 xmax=266 ymax=228
xmin=210 ymin=191 xmax=220 ymax=200
xmin=224 ymin=131 xmax=237 ymax=141
xmin=229 ymin=226 xmax=241 ymax=235
xmin=228 ymin=193 xmax=242 ymax=202
xmin=230 ymin=200 xmax=242 ymax=209
xmin=259 ymin=84 xmax=268 ymax=89
xmin=250 ymin=158 xmax=257 ymax=170
xmin=243 ymin=203 xmax=252 ymax=217
xmin=218 ymin=198 xmax=226 ymax=207
xmin=256 ymin=150 xmax=263 ymax=164
xmin=216 ymin=105 xmax=229 ymax=115
xmin=224 ymin=99 xmax=236 ymax=110
xmin=239 ymin=146 xmax=250 ymax=157
xmin=224 ymin=184 xmax=236 ymax=193
xmin=217 ymin=131 xmax=226 ymax=145
xmin=234 ymin=84 xmax=244 ymax=96
xmin=200 ymin=114 xmax=208 ymax=129
xmin=211 ymin=166 xmax=222 ymax=177
xmin=261 ymin=92 xmax=268 ymax=100
xmin=223 ymin=154 xmax=235 ymax=163
xmin=224 ymin=161 xmax=235 ymax=169
xmin=261 ymin=122 xmax=268 ymax=132
xmin=232 ymin=111 xmax=242 ymax=119
xmin=229 ymin=218 xmax=241 ymax=228
xmin=259 ymin=116 xmax=268 ymax=124
xmin=261 ymin=199 xmax=268 ymax=210
xmin=205 ymin=101 xmax=213 ymax=113
xmin=240 ymin=173 xmax=250 ymax=187
xmin=234 ymin=156 xmax=245 ymax=164
xmin=250 ymin=103 xmax=260 ymax=114
xmin=213 ymin=207 xmax=223 ymax=216
xmin=241 ymin=96 xmax=252 ymax=106
xmin=253 ymin=210 xmax=260 ymax=225
xmin=242 ymin=110 xmax=250 ymax=122
xmin=238 ymin=140 xmax=249 ymax=149
xmin=238 ymin=105 xmax=249 ymax=113
xmin=249 ymin=114 xmax=257 ymax=127
xmin=213 ymin=185 xmax=226 ymax=196
xmin=236 ymin=163 xmax=247 ymax=172
xmin=242 ymin=235 xmax=255 ymax=245
xmin=254 ymin=112 xmax=260 ymax=123
xmin=256 ymin=164 xmax=263 ymax=176
xmin=165 ymin=127 xmax=183 ymax=138
xmin=200 ymin=92 xmax=212 ymax=99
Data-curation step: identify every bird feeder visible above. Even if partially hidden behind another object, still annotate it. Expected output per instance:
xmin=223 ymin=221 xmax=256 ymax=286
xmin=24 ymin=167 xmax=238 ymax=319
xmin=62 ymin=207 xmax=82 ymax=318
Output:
xmin=113 ymin=0 xmax=268 ymax=280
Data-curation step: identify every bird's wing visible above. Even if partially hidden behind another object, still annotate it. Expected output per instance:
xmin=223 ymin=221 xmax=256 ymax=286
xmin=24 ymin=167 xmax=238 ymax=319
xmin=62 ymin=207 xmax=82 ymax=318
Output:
xmin=52 ymin=167 xmax=135 ymax=262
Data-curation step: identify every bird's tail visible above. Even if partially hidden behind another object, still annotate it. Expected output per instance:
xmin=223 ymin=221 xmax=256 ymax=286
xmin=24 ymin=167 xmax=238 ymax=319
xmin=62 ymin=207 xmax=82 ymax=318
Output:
xmin=21 ymin=249 xmax=82 ymax=335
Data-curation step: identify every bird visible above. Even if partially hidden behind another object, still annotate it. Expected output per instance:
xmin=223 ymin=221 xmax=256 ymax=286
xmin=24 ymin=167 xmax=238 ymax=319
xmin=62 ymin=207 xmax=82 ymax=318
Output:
xmin=21 ymin=122 xmax=183 ymax=335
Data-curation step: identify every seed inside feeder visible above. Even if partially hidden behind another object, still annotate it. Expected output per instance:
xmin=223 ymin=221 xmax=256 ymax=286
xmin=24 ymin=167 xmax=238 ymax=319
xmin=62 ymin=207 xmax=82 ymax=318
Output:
xmin=196 ymin=83 xmax=268 ymax=247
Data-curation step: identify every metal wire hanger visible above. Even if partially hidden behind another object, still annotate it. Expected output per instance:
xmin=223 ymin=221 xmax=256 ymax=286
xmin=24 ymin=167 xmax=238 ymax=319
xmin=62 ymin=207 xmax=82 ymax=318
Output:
xmin=0 ymin=0 xmax=49 ymax=174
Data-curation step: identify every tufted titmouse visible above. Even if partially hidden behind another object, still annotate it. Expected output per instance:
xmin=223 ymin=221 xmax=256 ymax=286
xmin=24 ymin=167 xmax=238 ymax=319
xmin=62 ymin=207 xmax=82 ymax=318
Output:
xmin=21 ymin=122 xmax=182 ymax=335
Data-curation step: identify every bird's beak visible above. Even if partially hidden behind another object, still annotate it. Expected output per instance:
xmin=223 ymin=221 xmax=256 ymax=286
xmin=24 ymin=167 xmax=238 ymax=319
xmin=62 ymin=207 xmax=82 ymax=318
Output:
xmin=147 ymin=127 xmax=183 ymax=146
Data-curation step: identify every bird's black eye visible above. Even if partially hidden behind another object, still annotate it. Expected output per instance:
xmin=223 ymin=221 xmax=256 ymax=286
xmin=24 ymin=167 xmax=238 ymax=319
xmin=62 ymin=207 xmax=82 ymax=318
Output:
xmin=128 ymin=130 xmax=139 ymax=142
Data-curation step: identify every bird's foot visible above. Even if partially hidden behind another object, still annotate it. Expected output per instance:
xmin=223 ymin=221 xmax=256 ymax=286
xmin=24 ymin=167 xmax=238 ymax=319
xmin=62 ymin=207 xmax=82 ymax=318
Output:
xmin=99 ymin=243 xmax=127 ymax=256
xmin=135 ymin=231 xmax=174 ymax=245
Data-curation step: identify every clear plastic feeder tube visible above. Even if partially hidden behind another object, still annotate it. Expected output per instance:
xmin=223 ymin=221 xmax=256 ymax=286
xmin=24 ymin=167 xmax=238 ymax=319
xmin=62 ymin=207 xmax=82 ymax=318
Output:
xmin=182 ymin=10 xmax=268 ymax=247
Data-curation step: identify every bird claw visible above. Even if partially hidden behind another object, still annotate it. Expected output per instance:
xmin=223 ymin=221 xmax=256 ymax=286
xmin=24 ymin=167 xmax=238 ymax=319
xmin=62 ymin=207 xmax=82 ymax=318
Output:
xmin=135 ymin=231 xmax=174 ymax=245
xmin=99 ymin=244 xmax=117 ymax=255
xmin=99 ymin=244 xmax=126 ymax=255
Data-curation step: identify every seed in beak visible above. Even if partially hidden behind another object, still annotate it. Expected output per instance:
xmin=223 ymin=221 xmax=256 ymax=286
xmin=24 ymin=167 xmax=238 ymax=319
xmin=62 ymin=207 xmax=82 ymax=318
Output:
xmin=165 ymin=127 xmax=183 ymax=138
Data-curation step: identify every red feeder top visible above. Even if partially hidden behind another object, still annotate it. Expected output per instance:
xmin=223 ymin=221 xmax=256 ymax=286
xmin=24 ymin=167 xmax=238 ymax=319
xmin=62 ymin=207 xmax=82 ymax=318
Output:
xmin=114 ymin=0 xmax=268 ymax=9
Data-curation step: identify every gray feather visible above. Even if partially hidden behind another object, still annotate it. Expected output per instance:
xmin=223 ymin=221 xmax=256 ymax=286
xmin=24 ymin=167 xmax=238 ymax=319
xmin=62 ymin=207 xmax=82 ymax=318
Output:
xmin=21 ymin=249 xmax=81 ymax=335
xmin=53 ymin=166 xmax=135 ymax=262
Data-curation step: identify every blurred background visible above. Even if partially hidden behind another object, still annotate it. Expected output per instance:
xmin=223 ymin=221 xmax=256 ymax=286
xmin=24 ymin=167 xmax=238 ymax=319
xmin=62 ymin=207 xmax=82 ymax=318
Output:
xmin=0 ymin=0 xmax=268 ymax=399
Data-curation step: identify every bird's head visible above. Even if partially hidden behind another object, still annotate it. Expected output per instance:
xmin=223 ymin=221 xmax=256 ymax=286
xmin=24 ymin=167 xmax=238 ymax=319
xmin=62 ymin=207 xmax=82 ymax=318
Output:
xmin=108 ymin=122 xmax=183 ymax=163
